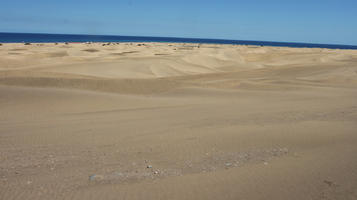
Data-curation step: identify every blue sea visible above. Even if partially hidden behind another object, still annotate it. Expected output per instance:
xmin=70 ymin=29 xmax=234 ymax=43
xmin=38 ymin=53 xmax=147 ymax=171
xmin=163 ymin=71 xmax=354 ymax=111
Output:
xmin=1 ymin=32 xmax=357 ymax=50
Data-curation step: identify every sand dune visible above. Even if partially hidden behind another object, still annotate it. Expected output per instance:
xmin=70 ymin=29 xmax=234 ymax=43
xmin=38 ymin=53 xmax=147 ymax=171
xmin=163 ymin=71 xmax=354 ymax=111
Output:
xmin=1 ymin=43 xmax=357 ymax=200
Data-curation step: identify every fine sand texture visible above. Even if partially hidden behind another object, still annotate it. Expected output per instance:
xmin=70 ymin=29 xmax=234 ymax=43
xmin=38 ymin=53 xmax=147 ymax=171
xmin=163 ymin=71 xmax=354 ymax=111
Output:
xmin=1 ymin=42 xmax=357 ymax=200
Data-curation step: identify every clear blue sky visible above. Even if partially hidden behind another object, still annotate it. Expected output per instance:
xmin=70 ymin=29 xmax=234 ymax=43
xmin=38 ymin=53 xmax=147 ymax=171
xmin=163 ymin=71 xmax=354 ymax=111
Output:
xmin=1 ymin=0 xmax=356 ymax=45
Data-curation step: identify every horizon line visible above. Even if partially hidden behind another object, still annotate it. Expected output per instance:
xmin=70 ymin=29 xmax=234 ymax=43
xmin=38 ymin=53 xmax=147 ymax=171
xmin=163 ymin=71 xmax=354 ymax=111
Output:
xmin=1 ymin=31 xmax=357 ymax=48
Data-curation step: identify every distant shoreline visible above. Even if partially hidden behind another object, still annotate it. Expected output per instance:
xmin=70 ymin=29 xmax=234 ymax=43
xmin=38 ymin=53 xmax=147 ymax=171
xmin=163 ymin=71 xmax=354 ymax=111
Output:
xmin=1 ymin=32 xmax=357 ymax=50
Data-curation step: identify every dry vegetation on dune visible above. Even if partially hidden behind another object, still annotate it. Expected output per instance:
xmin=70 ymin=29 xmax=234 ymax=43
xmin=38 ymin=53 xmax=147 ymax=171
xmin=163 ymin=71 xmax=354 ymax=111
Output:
xmin=1 ymin=43 xmax=357 ymax=200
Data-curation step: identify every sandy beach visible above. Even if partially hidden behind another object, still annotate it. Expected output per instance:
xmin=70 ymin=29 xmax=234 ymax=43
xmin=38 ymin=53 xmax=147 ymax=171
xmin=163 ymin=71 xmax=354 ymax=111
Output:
xmin=1 ymin=42 xmax=357 ymax=200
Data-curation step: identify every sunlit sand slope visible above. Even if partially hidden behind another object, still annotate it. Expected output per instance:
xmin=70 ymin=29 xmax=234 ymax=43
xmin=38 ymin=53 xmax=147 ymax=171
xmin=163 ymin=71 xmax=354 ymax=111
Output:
xmin=1 ymin=43 xmax=357 ymax=200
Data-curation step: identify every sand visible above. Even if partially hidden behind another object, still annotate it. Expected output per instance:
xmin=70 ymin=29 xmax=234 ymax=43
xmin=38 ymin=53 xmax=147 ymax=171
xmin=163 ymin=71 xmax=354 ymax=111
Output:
xmin=0 ymin=42 xmax=357 ymax=200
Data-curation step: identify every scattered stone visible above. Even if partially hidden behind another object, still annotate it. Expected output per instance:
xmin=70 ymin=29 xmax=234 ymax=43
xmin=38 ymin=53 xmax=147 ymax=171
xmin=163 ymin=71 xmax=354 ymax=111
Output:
xmin=0 ymin=43 xmax=2 ymax=46
xmin=65 ymin=42 xmax=69 ymax=45
xmin=24 ymin=43 xmax=31 ymax=45
xmin=154 ymin=171 xmax=159 ymax=175
xmin=27 ymin=180 xmax=32 ymax=185
xmin=89 ymin=174 xmax=104 ymax=181
xmin=54 ymin=43 xmax=58 ymax=45
xmin=263 ymin=162 xmax=268 ymax=165
xmin=225 ymin=162 xmax=232 ymax=167
xmin=324 ymin=180 xmax=336 ymax=187
xmin=114 ymin=172 xmax=124 ymax=177
xmin=147 ymin=165 xmax=152 ymax=169
xmin=280 ymin=148 xmax=289 ymax=153
xmin=89 ymin=174 xmax=96 ymax=180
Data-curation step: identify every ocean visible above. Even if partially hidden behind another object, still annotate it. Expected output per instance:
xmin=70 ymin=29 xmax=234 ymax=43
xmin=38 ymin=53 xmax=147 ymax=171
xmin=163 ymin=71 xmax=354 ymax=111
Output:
xmin=1 ymin=32 xmax=357 ymax=50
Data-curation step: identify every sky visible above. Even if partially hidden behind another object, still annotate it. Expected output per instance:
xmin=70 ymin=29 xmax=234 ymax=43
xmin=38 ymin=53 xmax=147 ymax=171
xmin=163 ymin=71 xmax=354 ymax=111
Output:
xmin=1 ymin=0 xmax=357 ymax=45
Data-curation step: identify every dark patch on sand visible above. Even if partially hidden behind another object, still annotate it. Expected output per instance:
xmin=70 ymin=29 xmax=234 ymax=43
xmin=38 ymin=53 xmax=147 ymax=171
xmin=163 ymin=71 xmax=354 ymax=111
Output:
xmin=46 ymin=51 xmax=69 ymax=57
xmin=8 ymin=52 xmax=23 ymax=55
xmin=177 ymin=47 xmax=194 ymax=50
xmin=82 ymin=49 xmax=100 ymax=53
xmin=10 ymin=48 xmax=27 ymax=51
xmin=111 ymin=51 xmax=139 ymax=56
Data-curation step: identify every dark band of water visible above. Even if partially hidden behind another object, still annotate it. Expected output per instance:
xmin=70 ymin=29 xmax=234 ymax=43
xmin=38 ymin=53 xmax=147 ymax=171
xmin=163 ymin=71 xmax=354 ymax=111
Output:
xmin=1 ymin=32 xmax=356 ymax=50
